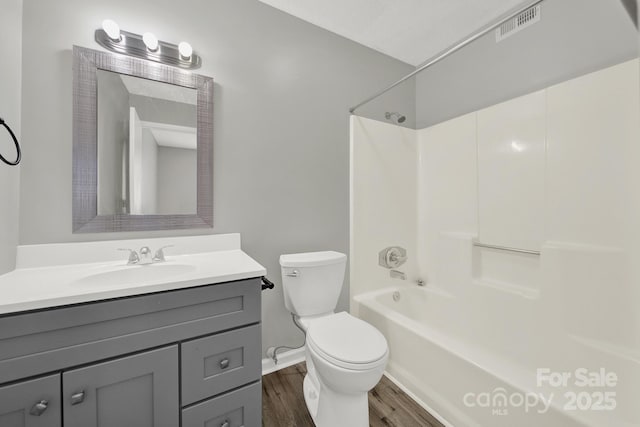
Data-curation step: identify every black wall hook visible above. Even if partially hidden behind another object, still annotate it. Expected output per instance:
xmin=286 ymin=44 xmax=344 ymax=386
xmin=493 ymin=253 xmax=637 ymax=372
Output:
xmin=0 ymin=117 xmax=21 ymax=166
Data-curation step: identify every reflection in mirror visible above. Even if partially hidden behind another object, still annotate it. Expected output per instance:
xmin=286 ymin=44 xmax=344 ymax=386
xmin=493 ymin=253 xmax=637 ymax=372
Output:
xmin=97 ymin=70 xmax=198 ymax=216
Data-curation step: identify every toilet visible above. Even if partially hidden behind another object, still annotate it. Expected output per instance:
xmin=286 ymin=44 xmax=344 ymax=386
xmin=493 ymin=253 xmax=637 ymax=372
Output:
xmin=279 ymin=251 xmax=388 ymax=427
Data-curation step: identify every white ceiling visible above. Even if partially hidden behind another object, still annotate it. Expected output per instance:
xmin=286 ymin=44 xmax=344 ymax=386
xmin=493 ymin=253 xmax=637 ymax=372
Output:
xmin=141 ymin=121 xmax=197 ymax=150
xmin=258 ymin=0 xmax=529 ymax=66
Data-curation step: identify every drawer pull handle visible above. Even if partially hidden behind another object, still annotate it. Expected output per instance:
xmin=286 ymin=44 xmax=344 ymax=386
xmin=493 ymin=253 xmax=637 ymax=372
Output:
xmin=70 ymin=391 xmax=85 ymax=405
xmin=29 ymin=400 xmax=49 ymax=416
xmin=219 ymin=358 xmax=230 ymax=369
xmin=220 ymin=420 xmax=230 ymax=427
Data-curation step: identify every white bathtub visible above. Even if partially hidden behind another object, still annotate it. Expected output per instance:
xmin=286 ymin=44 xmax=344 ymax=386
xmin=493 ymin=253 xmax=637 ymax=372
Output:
xmin=354 ymin=286 xmax=638 ymax=427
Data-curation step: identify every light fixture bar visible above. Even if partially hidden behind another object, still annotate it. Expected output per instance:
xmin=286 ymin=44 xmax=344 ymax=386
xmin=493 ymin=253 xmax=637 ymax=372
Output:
xmin=95 ymin=29 xmax=201 ymax=69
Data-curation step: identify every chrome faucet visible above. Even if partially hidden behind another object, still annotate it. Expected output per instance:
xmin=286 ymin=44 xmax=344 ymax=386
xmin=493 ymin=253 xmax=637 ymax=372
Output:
xmin=118 ymin=245 xmax=173 ymax=265
xmin=138 ymin=246 xmax=153 ymax=265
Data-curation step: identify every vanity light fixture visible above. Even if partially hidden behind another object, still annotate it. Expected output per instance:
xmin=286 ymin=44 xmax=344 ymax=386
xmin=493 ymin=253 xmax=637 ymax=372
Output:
xmin=95 ymin=21 xmax=201 ymax=69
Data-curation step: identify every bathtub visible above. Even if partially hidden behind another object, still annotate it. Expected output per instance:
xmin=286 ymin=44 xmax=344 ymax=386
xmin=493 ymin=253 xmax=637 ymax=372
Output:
xmin=353 ymin=286 xmax=638 ymax=427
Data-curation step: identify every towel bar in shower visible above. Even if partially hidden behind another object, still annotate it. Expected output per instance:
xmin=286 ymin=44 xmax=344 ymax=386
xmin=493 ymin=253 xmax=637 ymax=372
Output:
xmin=473 ymin=241 xmax=540 ymax=256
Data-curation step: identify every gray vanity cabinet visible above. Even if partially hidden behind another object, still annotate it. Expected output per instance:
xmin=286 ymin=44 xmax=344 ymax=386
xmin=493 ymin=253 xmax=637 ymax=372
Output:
xmin=0 ymin=278 xmax=262 ymax=427
xmin=63 ymin=346 xmax=179 ymax=427
xmin=0 ymin=374 xmax=61 ymax=427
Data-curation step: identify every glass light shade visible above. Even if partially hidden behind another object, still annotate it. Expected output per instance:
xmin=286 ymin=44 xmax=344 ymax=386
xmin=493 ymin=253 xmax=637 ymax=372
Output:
xmin=102 ymin=19 xmax=121 ymax=41
xmin=142 ymin=32 xmax=159 ymax=51
xmin=178 ymin=42 xmax=193 ymax=59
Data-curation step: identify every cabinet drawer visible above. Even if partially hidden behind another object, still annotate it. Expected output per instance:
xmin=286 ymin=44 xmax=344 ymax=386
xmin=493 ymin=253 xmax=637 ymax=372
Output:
xmin=182 ymin=382 xmax=260 ymax=427
xmin=0 ymin=278 xmax=260 ymax=385
xmin=0 ymin=374 xmax=61 ymax=427
xmin=181 ymin=324 xmax=261 ymax=405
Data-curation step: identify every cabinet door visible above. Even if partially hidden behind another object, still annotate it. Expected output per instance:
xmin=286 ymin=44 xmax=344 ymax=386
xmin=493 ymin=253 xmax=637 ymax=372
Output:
xmin=0 ymin=374 xmax=61 ymax=427
xmin=63 ymin=346 xmax=178 ymax=427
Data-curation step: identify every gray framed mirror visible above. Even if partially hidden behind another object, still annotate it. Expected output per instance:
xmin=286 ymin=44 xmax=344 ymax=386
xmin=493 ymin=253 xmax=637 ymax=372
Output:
xmin=72 ymin=46 xmax=213 ymax=233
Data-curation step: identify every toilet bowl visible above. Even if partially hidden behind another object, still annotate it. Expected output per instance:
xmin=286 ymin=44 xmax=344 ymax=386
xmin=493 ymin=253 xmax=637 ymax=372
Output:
xmin=304 ymin=312 xmax=388 ymax=426
xmin=279 ymin=251 xmax=389 ymax=426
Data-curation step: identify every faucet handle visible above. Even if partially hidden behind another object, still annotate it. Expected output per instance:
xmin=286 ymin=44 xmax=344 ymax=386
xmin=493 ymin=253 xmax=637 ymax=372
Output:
xmin=153 ymin=245 xmax=174 ymax=262
xmin=117 ymin=248 xmax=140 ymax=265
xmin=378 ymin=246 xmax=407 ymax=269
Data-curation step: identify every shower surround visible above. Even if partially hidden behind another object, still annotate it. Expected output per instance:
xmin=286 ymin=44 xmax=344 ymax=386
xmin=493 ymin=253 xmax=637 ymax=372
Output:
xmin=350 ymin=59 xmax=640 ymax=427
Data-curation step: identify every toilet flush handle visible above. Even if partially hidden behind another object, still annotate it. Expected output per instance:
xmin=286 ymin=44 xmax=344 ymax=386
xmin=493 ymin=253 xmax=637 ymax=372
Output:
xmin=285 ymin=269 xmax=299 ymax=277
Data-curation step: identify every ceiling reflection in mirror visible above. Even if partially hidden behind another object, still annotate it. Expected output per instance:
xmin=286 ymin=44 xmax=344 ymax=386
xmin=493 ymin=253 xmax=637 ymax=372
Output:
xmin=97 ymin=70 xmax=198 ymax=216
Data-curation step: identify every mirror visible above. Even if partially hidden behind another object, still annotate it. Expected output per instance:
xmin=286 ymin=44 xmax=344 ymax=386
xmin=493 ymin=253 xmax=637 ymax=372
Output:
xmin=97 ymin=70 xmax=198 ymax=216
xmin=73 ymin=46 xmax=213 ymax=232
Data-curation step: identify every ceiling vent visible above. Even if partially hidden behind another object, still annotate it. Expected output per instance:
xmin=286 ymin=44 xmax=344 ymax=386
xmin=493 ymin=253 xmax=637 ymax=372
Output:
xmin=495 ymin=5 xmax=540 ymax=42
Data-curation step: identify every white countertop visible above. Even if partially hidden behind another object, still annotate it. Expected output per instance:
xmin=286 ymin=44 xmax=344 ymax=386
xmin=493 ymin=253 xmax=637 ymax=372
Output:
xmin=0 ymin=234 xmax=266 ymax=315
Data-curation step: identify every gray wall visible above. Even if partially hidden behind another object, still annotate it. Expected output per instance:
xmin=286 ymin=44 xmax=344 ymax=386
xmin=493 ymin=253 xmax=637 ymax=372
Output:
xmin=97 ymin=70 xmax=129 ymax=215
xmin=619 ymin=0 xmax=638 ymax=28
xmin=18 ymin=0 xmax=414 ymax=354
xmin=0 ymin=0 xmax=22 ymax=275
xmin=139 ymin=129 xmax=159 ymax=214
xmin=351 ymin=77 xmax=417 ymax=129
xmin=156 ymin=147 xmax=197 ymax=215
xmin=415 ymin=0 xmax=639 ymax=128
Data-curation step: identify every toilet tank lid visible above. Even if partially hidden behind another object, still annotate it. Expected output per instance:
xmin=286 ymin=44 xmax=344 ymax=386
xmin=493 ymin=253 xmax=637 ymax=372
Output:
xmin=279 ymin=251 xmax=346 ymax=268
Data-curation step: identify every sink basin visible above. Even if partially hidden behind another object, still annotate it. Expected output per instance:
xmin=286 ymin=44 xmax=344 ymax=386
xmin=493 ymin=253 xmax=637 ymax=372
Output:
xmin=73 ymin=263 xmax=197 ymax=287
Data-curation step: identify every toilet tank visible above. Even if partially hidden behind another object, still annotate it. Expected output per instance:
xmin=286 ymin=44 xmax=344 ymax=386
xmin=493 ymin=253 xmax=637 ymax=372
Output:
xmin=280 ymin=251 xmax=347 ymax=317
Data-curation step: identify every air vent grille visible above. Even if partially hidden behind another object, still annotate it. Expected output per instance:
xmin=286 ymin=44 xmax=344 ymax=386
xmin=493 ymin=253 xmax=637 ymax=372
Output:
xmin=496 ymin=5 xmax=540 ymax=42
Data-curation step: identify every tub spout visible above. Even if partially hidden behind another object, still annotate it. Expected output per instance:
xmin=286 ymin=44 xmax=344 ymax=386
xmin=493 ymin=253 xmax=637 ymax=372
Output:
xmin=390 ymin=270 xmax=406 ymax=280
xmin=417 ymin=279 xmax=426 ymax=287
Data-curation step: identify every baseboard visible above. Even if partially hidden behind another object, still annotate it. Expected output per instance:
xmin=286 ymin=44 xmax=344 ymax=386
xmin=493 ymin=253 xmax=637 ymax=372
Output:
xmin=384 ymin=371 xmax=455 ymax=427
xmin=262 ymin=348 xmax=306 ymax=376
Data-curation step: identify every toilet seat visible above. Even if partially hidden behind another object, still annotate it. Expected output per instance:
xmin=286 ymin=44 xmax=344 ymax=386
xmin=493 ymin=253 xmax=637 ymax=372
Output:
xmin=307 ymin=312 xmax=388 ymax=371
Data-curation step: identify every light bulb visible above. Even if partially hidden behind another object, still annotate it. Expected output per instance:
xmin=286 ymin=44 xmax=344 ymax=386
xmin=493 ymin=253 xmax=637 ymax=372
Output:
xmin=143 ymin=32 xmax=159 ymax=51
xmin=102 ymin=19 xmax=121 ymax=41
xmin=178 ymin=42 xmax=193 ymax=59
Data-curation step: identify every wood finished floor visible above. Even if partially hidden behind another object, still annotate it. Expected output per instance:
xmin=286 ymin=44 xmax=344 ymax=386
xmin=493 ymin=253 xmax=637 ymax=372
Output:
xmin=262 ymin=362 xmax=445 ymax=427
